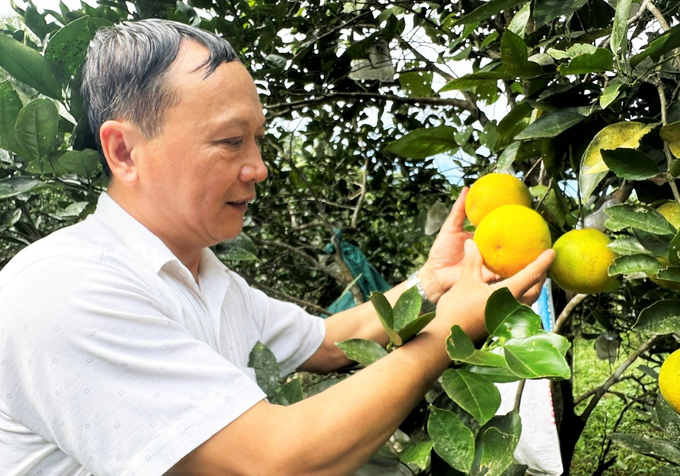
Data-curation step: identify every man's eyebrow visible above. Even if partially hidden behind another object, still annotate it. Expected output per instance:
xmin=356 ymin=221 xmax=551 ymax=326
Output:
xmin=215 ymin=118 xmax=267 ymax=131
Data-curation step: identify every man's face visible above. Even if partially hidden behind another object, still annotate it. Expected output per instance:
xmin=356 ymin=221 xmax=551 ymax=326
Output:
xmin=133 ymin=41 xmax=268 ymax=252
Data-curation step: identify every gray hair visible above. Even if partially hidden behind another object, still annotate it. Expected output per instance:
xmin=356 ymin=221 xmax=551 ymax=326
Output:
xmin=81 ymin=19 xmax=240 ymax=175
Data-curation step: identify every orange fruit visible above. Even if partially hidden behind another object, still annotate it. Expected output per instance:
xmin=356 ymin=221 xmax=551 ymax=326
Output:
xmin=465 ymin=173 xmax=533 ymax=227
xmin=550 ymin=229 xmax=617 ymax=294
xmin=660 ymin=349 xmax=680 ymax=414
xmin=473 ymin=204 xmax=552 ymax=278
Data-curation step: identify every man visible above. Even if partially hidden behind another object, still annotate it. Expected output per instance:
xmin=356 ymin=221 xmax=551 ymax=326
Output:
xmin=0 ymin=19 xmax=553 ymax=475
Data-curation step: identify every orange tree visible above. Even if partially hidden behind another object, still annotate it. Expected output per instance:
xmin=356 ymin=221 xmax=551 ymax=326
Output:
xmin=1 ymin=0 xmax=680 ymax=474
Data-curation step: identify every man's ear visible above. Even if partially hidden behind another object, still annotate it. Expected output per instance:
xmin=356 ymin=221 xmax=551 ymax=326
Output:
xmin=99 ymin=120 xmax=145 ymax=186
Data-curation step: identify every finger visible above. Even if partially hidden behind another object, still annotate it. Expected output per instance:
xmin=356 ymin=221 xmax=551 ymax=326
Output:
xmin=517 ymin=278 xmax=547 ymax=305
xmin=440 ymin=187 xmax=469 ymax=234
xmin=500 ymin=249 xmax=555 ymax=298
xmin=461 ymin=239 xmax=484 ymax=282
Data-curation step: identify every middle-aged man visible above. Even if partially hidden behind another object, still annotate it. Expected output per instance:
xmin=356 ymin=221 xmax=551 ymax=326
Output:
xmin=0 ymin=19 xmax=554 ymax=475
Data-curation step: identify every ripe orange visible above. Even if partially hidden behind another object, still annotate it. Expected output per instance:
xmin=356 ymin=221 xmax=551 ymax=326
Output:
xmin=473 ymin=204 xmax=552 ymax=278
xmin=650 ymin=201 xmax=680 ymax=290
xmin=550 ymin=229 xmax=617 ymax=294
xmin=659 ymin=349 xmax=680 ymax=414
xmin=465 ymin=173 xmax=533 ymax=227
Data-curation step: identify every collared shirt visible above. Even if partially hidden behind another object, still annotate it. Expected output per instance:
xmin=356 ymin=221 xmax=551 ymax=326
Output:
xmin=0 ymin=193 xmax=325 ymax=475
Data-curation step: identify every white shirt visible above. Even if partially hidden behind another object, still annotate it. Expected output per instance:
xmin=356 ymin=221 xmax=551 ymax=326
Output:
xmin=0 ymin=193 xmax=325 ymax=475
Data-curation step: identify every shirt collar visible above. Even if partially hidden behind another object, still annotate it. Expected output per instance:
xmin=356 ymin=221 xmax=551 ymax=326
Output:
xmin=92 ymin=192 xmax=183 ymax=275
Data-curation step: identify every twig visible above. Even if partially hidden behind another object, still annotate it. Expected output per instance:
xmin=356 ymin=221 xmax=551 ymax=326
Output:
xmin=266 ymin=92 xmax=485 ymax=120
xmin=252 ymin=237 xmax=347 ymax=284
xmin=554 ymin=293 xmax=588 ymax=335
xmin=242 ymin=275 xmax=330 ymax=316
xmin=578 ymin=335 xmax=664 ymax=422
xmin=514 ymin=380 xmax=526 ymax=412
xmin=656 ymin=82 xmax=680 ymax=205
xmin=351 ymin=156 xmax=369 ymax=229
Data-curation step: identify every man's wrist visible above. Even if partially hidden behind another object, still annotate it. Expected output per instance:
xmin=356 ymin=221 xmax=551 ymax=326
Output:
xmin=406 ymin=269 xmax=437 ymax=313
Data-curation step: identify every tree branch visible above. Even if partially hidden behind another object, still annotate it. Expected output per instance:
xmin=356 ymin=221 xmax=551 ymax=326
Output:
xmin=351 ymin=156 xmax=368 ymax=229
xmin=266 ymin=91 xmax=485 ymax=119
xmin=656 ymin=82 xmax=680 ymax=205
xmin=253 ymin=237 xmax=347 ymax=284
xmin=241 ymin=274 xmax=331 ymax=316
xmin=554 ymin=293 xmax=588 ymax=335
xmin=577 ymin=335 xmax=665 ymax=422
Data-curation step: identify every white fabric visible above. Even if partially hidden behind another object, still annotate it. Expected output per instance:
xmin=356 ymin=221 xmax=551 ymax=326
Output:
xmin=0 ymin=193 xmax=326 ymax=476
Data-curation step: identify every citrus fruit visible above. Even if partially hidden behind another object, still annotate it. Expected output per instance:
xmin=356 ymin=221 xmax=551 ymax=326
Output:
xmin=657 ymin=201 xmax=680 ymax=228
xmin=465 ymin=173 xmax=533 ymax=227
xmin=659 ymin=349 xmax=680 ymax=414
xmin=649 ymin=201 xmax=680 ymax=290
xmin=473 ymin=204 xmax=551 ymax=278
xmin=550 ymin=229 xmax=617 ymax=294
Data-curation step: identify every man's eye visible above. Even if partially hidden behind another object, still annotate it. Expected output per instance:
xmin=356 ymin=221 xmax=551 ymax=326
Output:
xmin=220 ymin=139 xmax=243 ymax=147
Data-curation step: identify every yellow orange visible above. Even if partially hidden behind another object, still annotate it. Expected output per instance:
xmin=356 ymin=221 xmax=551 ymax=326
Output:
xmin=465 ymin=173 xmax=532 ymax=227
xmin=473 ymin=204 xmax=551 ymax=278
xmin=550 ymin=229 xmax=617 ymax=294
xmin=660 ymin=349 xmax=680 ymax=414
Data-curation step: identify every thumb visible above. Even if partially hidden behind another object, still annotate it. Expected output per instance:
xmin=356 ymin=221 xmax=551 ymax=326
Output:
xmin=462 ymin=239 xmax=484 ymax=282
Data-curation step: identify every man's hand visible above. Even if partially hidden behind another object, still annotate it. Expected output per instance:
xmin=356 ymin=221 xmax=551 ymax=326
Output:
xmin=418 ymin=187 xmax=498 ymax=303
xmin=431 ymin=239 xmax=555 ymax=341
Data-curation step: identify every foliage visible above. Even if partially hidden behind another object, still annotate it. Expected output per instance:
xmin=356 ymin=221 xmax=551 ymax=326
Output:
xmin=2 ymin=0 xmax=680 ymax=473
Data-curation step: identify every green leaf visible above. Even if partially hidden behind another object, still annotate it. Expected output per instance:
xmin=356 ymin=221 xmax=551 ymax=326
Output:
xmin=579 ymin=121 xmax=656 ymax=200
xmin=610 ymin=0 xmax=632 ymax=57
xmin=631 ymin=23 xmax=680 ymax=68
xmin=485 ymin=287 xmax=541 ymax=340
xmin=600 ymin=148 xmax=659 ymax=180
xmin=504 ymin=332 xmax=571 ymax=379
xmin=441 ymin=368 xmax=501 ymax=426
xmin=609 ymin=433 xmax=680 ymax=465
xmin=399 ymin=441 xmax=433 ymax=470
xmin=0 ymin=177 xmax=43 ymax=199
xmin=457 ymin=0 xmax=529 ymax=25
xmin=218 ymin=233 xmax=258 ymax=262
xmin=392 ymin=285 xmax=422 ymax=331
xmin=660 ymin=122 xmax=680 ymax=159
xmin=670 ymin=232 xmax=680 ymax=266
xmin=370 ymin=291 xmax=402 ymax=345
xmin=471 ymin=412 xmax=522 ymax=476
xmin=605 ymin=204 xmax=677 ymax=235
xmin=514 ymin=108 xmax=587 ymax=140
xmin=440 ymin=72 xmax=513 ymax=93
xmin=557 ymin=48 xmax=614 ymax=75
xmin=398 ymin=71 xmax=434 ymax=97
xmin=656 ymin=267 xmax=680 ymax=284
xmin=635 ymin=300 xmax=680 ymax=334
xmin=608 ymin=236 xmax=650 ymax=256
xmin=466 ymin=365 xmax=522 ymax=383
xmin=447 ymin=325 xmax=507 ymax=367
xmin=52 ymin=149 xmax=101 ymax=176
xmin=507 ymin=3 xmax=531 ymax=37
xmin=0 ymin=81 xmax=27 ymax=156
xmin=271 ymin=377 xmax=303 ymax=406
xmin=600 ymin=81 xmax=625 ymax=109
xmin=632 ymin=229 xmax=670 ymax=257
xmin=656 ymin=396 xmax=680 ymax=440
xmin=533 ymin=0 xmax=588 ymax=28
xmin=497 ymin=142 xmax=521 ymax=172
xmin=247 ymin=341 xmax=280 ymax=399
xmin=45 ymin=16 xmax=92 ymax=84
xmin=0 ymin=35 xmax=62 ymax=99
xmin=14 ymin=98 xmax=59 ymax=163
xmin=397 ymin=311 xmax=436 ymax=343
xmin=385 ymin=126 xmax=458 ymax=159
xmin=501 ymin=30 xmax=528 ymax=77
xmin=608 ymin=254 xmax=664 ymax=276
xmin=336 ymin=339 xmax=388 ymax=367
xmin=428 ymin=406 xmax=476 ymax=472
